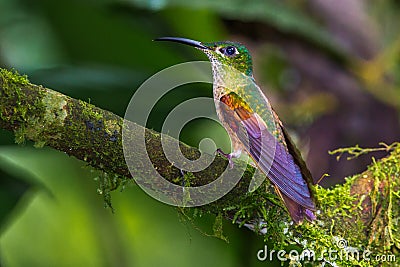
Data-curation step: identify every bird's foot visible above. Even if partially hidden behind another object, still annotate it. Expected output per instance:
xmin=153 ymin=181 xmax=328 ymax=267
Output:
xmin=215 ymin=148 xmax=236 ymax=169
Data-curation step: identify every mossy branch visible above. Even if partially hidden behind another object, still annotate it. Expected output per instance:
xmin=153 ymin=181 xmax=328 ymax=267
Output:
xmin=1 ymin=68 xmax=399 ymax=266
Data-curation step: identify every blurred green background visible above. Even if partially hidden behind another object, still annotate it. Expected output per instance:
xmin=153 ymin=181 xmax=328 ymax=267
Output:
xmin=0 ymin=0 xmax=399 ymax=266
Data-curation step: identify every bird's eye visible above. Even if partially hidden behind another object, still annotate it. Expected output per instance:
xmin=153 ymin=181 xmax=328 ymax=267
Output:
xmin=225 ymin=46 xmax=236 ymax=56
xmin=220 ymin=46 xmax=237 ymax=56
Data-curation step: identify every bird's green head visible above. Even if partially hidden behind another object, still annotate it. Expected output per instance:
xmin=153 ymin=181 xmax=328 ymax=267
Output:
xmin=155 ymin=37 xmax=253 ymax=76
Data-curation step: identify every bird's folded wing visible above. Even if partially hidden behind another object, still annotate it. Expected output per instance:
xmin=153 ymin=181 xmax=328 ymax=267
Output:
xmin=219 ymin=94 xmax=315 ymax=210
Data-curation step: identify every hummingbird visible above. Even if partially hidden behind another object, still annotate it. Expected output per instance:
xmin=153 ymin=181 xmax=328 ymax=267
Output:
xmin=155 ymin=37 xmax=316 ymax=224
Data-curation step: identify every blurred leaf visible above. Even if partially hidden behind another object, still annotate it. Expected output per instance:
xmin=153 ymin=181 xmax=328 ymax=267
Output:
xmin=0 ymin=146 xmax=52 ymax=233
xmin=276 ymin=92 xmax=338 ymax=126
xmin=0 ymin=148 xmax=49 ymax=188
xmin=29 ymin=0 xmax=178 ymax=70
xmin=160 ymin=7 xmax=226 ymax=42
xmin=0 ymin=147 xmax=116 ymax=266
xmin=0 ymin=147 xmax=252 ymax=267
xmin=0 ymin=0 xmax=65 ymax=72
xmin=354 ymin=36 xmax=400 ymax=109
xmin=30 ymin=65 xmax=147 ymax=92
xmin=124 ymin=0 xmax=338 ymax=52
xmin=0 ymin=169 xmax=31 ymax=232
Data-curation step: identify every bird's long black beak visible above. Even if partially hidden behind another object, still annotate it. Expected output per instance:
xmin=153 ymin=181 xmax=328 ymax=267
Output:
xmin=154 ymin=37 xmax=209 ymax=50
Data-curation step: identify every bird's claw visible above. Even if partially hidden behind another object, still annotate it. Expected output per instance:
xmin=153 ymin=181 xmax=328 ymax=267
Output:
xmin=215 ymin=148 xmax=235 ymax=169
